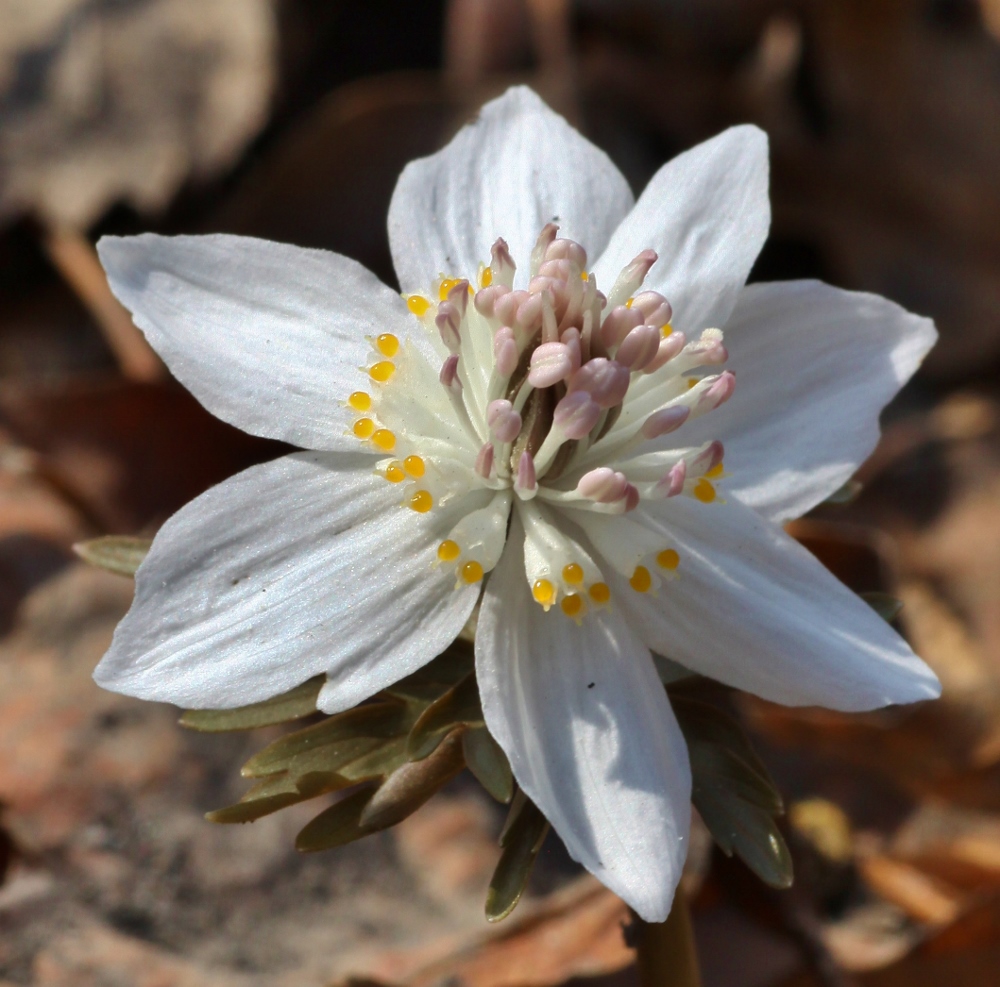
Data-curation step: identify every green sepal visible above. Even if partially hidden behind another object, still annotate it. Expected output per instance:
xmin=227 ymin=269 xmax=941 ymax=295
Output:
xmin=861 ymin=591 xmax=904 ymax=623
xmin=383 ymin=644 xmax=474 ymax=703
xmin=462 ymin=727 xmax=514 ymax=804
xmin=406 ymin=672 xmax=484 ymax=760
xmin=295 ymin=784 xmax=381 ymax=852
xmin=486 ymin=791 xmax=549 ymax=923
xmin=73 ymin=535 xmax=153 ymax=577
xmin=180 ymin=677 xmax=324 ymax=733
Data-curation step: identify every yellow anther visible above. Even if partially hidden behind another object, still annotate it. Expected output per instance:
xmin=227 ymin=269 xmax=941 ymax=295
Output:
xmin=661 ymin=323 xmax=673 ymax=337
xmin=625 ymin=297 xmax=634 ymax=309
xmin=562 ymin=563 xmax=584 ymax=585
xmin=561 ymin=594 xmax=584 ymax=617
xmin=376 ymin=333 xmax=399 ymax=357
xmin=580 ymin=271 xmax=589 ymax=281
xmin=371 ymin=429 xmax=396 ymax=452
xmin=439 ymin=278 xmax=462 ymax=300
xmin=409 ymin=490 xmax=433 ymax=513
xmin=353 ymin=418 xmax=375 ymax=439
xmin=404 ymin=455 xmax=425 ymax=478
xmin=407 ymin=295 xmax=431 ymax=316
xmin=384 ymin=461 xmax=405 ymax=483
xmin=461 ymin=560 xmax=484 ymax=584
xmin=657 ymin=549 xmax=680 ymax=571
xmin=369 ymin=361 xmax=395 ymax=383
xmin=706 ymin=461 xmax=724 ymax=479
xmin=438 ymin=540 xmax=461 ymax=562
xmin=687 ymin=378 xmax=698 ymax=389
xmin=694 ymin=479 xmax=717 ymax=503
xmin=589 ymin=582 xmax=611 ymax=604
xmin=348 ymin=391 xmax=372 ymax=411
xmin=630 ymin=565 xmax=652 ymax=593
xmin=480 ymin=267 xmax=493 ymax=288
xmin=532 ymin=579 xmax=555 ymax=607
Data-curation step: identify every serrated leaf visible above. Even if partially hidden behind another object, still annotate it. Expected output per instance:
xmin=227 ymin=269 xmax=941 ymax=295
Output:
xmin=824 ymin=479 xmax=863 ymax=505
xmin=73 ymin=535 xmax=152 ymax=577
xmin=486 ymin=792 xmax=549 ymax=922
xmin=295 ymin=784 xmax=381 ymax=852
xmin=180 ymin=677 xmax=324 ymax=733
xmin=241 ymin=701 xmax=409 ymax=778
xmin=861 ymin=591 xmax=904 ymax=623
xmin=407 ymin=672 xmax=484 ymax=760
xmin=359 ymin=730 xmax=466 ymax=830
xmin=462 ymin=727 xmax=513 ymax=803
xmin=695 ymin=789 xmax=794 ymax=889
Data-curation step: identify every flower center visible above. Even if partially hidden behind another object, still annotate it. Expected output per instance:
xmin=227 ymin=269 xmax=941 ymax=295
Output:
xmin=343 ymin=225 xmax=735 ymax=619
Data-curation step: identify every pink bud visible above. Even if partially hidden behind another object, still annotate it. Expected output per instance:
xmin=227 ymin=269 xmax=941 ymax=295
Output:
xmin=631 ymin=291 xmax=673 ymax=327
xmin=641 ymin=405 xmax=690 ymax=440
xmin=644 ymin=331 xmax=687 ymax=374
xmin=493 ymin=327 xmax=519 ymax=378
xmin=554 ymin=391 xmax=601 ymax=440
xmin=600 ymin=305 xmax=643 ymax=349
xmin=578 ymin=467 xmax=629 ymax=503
xmin=440 ymin=354 xmax=461 ymax=392
xmin=475 ymin=443 xmax=495 ymax=479
xmin=616 ymin=324 xmax=662 ymax=371
xmin=436 ymin=304 xmax=461 ymax=352
xmin=568 ymin=358 xmax=630 ymax=409
xmin=516 ymin=451 xmax=537 ymax=493
xmin=487 ymin=399 xmax=522 ymax=443
xmin=529 ymin=342 xmax=574 ymax=388
xmin=695 ymin=371 xmax=736 ymax=414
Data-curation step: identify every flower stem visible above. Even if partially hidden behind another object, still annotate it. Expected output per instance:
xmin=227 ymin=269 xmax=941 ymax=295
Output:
xmin=634 ymin=894 xmax=701 ymax=987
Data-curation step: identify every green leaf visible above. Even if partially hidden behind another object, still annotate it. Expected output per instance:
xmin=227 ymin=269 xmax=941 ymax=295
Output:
xmin=406 ymin=672 xmax=484 ymax=760
xmin=462 ymin=727 xmax=513 ymax=803
xmin=687 ymin=741 xmax=783 ymax=815
xmin=861 ymin=591 xmax=904 ymax=623
xmin=824 ymin=480 xmax=862 ymax=505
xmin=486 ymin=792 xmax=549 ymax=922
xmin=206 ymin=771 xmax=346 ymax=824
xmin=295 ymin=784 xmax=381 ymax=852
xmin=382 ymin=643 xmax=475 ymax=703
xmin=652 ymin=653 xmax=695 ymax=685
xmin=359 ymin=730 xmax=466 ymax=830
xmin=180 ymin=677 xmax=324 ymax=733
xmin=241 ymin=701 xmax=409 ymax=777
xmin=73 ymin=535 xmax=152 ymax=577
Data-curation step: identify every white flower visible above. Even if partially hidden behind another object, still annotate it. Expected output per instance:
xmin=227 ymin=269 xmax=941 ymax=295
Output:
xmin=94 ymin=87 xmax=940 ymax=922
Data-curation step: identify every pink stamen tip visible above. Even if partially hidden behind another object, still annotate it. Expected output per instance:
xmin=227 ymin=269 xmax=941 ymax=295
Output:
xmin=475 ymin=283 xmax=510 ymax=318
xmin=687 ymin=332 xmax=728 ymax=365
xmin=694 ymin=440 xmax=725 ymax=475
xmin=568 ymin=358 xmax=630 ymax=409
xmin=561 ymin=327 xmax=583 ymax=373
xmin=660 ymin=460 xmax=687 ymax=498
xmin=627 ymin=249 xmax=658 ymax=281
xmin=554 ymin=391 xmax=601 ymax=440
xmin=616 ymin=324 xmax=661 ymax=371
xmin=631 ymin=291 xmax=673 ymax=326
xmin=641 ymin=405 xmax=690 ymax=440
xmin=623 ymin=484 xmax=641 ymax=513
xmin=490 ymin=237 xmax=515 ymax=274
xmin=516 ymin=292 xmax=545 ymax=333
xmin=436 ymin=304 xmax=461 ymax=352
xmin=578 ymin=467 xmax=629 ymax=503
xmin=599 ymin=305 xmax=644 ymax=349
xmin=528 ymin=342 xmax=574 ymax=388
xmin=494 ymin=289 xmax=528 ymax=327
xmin=487 ymin=399 xmax=522 ymax=443
xmin=645 ymin=331 xmax=687 ymax=374
xmin=697 ymin=371 xmax=736 ymax=413
xmin=439 ymin=354 xmax=461 ymax=390
xmin=517 ymin=451 xmax=537 ymax=492
xmin=446 ymin=280 xmax=470 ymax=315
xmin=493 ymin=326 xmax=519 ymax=378
xmin=475 ymin=442 xmax=495 ymax=479
xmin=544 ymin=238 xmax=587 ymax=268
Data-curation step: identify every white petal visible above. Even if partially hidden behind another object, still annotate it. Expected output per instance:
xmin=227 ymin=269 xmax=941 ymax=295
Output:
xmin=98 ymin=233 xmax=414 ymax=451
xmin=677 ymin=280 xmax=938 ymax=523
xmin=592 ymin=126 xmax=770 ymax=336
xmin=614 ymin=497 xmax=941 ymax=712
xmin=477 ymin=517 xmax=692 ymax=921
xmin=94 ymin=452 xmax=479 ymax=711
xmin=388 ymin=86 xmax=634 ymax=294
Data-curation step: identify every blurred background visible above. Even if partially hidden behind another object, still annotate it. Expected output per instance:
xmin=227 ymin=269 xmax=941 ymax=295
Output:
xmin=2 ymin=1 xmax=1000 ymax=984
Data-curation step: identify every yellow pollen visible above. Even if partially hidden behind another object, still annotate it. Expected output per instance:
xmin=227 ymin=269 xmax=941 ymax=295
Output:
xmin=409 ymin=490 xmax=433 ymax=513
xmin=403 ymin=455 xmax=425 ymax=478
xmin=694 ymin=479 xmax=717 ymax=503
xmin=687 ymin=378 xmax=698 ymax=390
xmin=589 ymin=582 xmax=611 ymax=604
xmin=706 ymin=461 xmax=724 ymax=479
xmin=461 ymin=560 xmax=484 ymax=584
xmin=348 ymin=391 xmax=371 ymax=411
xmin=384 ymin=462 xmax=405 ymax=483
xmin=371 ymin=429 xmax=396 ymax=452
xmin=353 ymin=418 xmax=375 ymax=439
xmin=661 ymin=323 xmax=673 ymax=337
xmin=580 ymin=271 xmax=589 ymax=281
xmin=439 ymin=278 xmax=462 ymax=300
xmin=407 ymin=295 xmax=431 ymax=316
xmin=369 ymin=361 xmax=395 ymax=383
xmin=630 ymin=566 xmax=652 ymax=593
xmin=532 ymin=579 xmax=555 ymax=606
xmin=480 ymin=267 xmax=493 ymax=288
xmin=561 ymin=594 xmax=584 ymax=617
xmin=625 ymin=298 xmax=634 ymax=309
xmin=438 ymin=540 xmax=461 ymax=562
xmin=376 ymin=333 xmax=399 ymax=357
xmin=562 ymin=563 xmax=584 ymax=585
xmin=657 ymin=549 xmax=680 ymax=571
